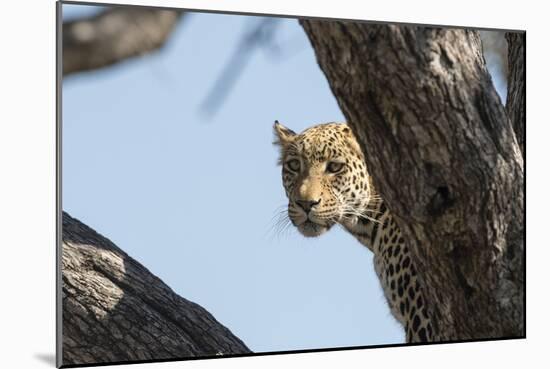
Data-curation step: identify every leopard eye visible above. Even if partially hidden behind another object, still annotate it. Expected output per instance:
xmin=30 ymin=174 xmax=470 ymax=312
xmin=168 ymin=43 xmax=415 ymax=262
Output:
xmin=285 ymin=159 xmax=301 ymax=172
xmin=327 ymin=161 xmax=345 ymax=173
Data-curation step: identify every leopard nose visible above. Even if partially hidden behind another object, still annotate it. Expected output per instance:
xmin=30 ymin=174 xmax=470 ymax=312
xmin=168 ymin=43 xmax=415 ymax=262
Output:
xmin=296 ymin=199 xmax=321 ymax=213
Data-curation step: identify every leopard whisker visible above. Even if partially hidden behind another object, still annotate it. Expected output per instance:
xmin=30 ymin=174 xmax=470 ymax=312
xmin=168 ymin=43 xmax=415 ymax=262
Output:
xmin=265 ymin=205 xmax=295 ymax=241
xmin=340 ymin=205 xmax=383 ymax=225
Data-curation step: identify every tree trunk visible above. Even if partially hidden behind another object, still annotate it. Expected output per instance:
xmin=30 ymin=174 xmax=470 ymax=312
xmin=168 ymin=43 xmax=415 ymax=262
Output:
xmin=60 ymin=212 xmax=250 ymax=367
xmin=505 ymin=32 xmax=526 ymax=158
xmin=62 ymin=7 xmax=183 ymax=76
xmin=300 ymin=21 xmax=524 ymax=341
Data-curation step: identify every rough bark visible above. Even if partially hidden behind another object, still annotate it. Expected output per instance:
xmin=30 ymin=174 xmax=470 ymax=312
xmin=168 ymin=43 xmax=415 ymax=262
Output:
xmin=63 ymin=8 xmax=183 ymax=76
xmin=61 ymin=212 xmax=250 ymax=367
xmin=301 ymin=21 xmax=524 ymax=341
xmin=506 ymin=32 xmax=526 ymax=158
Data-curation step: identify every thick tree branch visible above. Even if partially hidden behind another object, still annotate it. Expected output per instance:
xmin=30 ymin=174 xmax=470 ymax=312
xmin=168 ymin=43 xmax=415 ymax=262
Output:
xmin=61 ymin=212 xmax=250 ymax=366
xmin=63 ymin=8 xmax=183 ymax=76
xmin=505 ymin=32 xmax=526 ymax=158
xmin=301 ymin=21 xmax=524 ymax=340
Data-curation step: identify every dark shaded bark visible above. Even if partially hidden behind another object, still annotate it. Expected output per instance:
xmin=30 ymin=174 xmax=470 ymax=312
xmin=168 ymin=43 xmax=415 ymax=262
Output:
xmin=63 ymin=8 xmax=183 ymax=76
xmin=61 ymin=212 xmax=250 ymax=366
xmin=301 ymin=21 xmax=524 ymax=341
xmin=506 ymin=32 xmax=526 ymax=158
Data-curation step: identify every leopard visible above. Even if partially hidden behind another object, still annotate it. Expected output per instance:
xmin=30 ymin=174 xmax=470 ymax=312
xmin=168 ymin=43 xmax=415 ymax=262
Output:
xmin=273 ymin=120 xmax=436 ymax=343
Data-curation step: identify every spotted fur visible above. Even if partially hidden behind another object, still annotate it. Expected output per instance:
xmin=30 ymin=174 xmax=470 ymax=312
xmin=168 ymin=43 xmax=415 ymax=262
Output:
xmin=273 ymin=121 xmax=436 ymax=343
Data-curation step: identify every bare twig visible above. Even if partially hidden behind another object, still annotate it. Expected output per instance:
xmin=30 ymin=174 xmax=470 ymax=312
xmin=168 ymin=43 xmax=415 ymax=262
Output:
xmin=199 ymin=18 xmax=280 ymax=115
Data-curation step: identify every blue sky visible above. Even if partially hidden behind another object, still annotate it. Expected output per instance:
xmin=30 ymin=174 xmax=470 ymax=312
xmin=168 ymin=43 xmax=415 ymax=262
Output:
xmin=62 ymin=4 xmax=506 ymax=353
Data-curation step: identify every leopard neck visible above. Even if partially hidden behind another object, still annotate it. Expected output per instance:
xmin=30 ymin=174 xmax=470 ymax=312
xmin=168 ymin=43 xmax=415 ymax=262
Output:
xmin=341 ymin=195 xmax=390 ymax=254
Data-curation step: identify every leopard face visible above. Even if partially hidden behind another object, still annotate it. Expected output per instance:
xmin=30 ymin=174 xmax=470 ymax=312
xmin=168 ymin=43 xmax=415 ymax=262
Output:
xmin=273 ymin=121 xmax=374 ymax=237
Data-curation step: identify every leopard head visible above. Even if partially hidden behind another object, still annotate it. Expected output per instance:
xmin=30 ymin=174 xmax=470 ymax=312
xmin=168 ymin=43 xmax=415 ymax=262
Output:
xmin=273 ymin=121 xmax=375 ymax=237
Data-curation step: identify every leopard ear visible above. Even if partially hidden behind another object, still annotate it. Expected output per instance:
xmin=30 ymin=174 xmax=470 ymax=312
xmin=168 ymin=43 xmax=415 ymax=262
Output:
xmin=342 ymin=124 xmax=365 ymax=158
xmin=273 ymin=120 xmax=296 ymax=146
